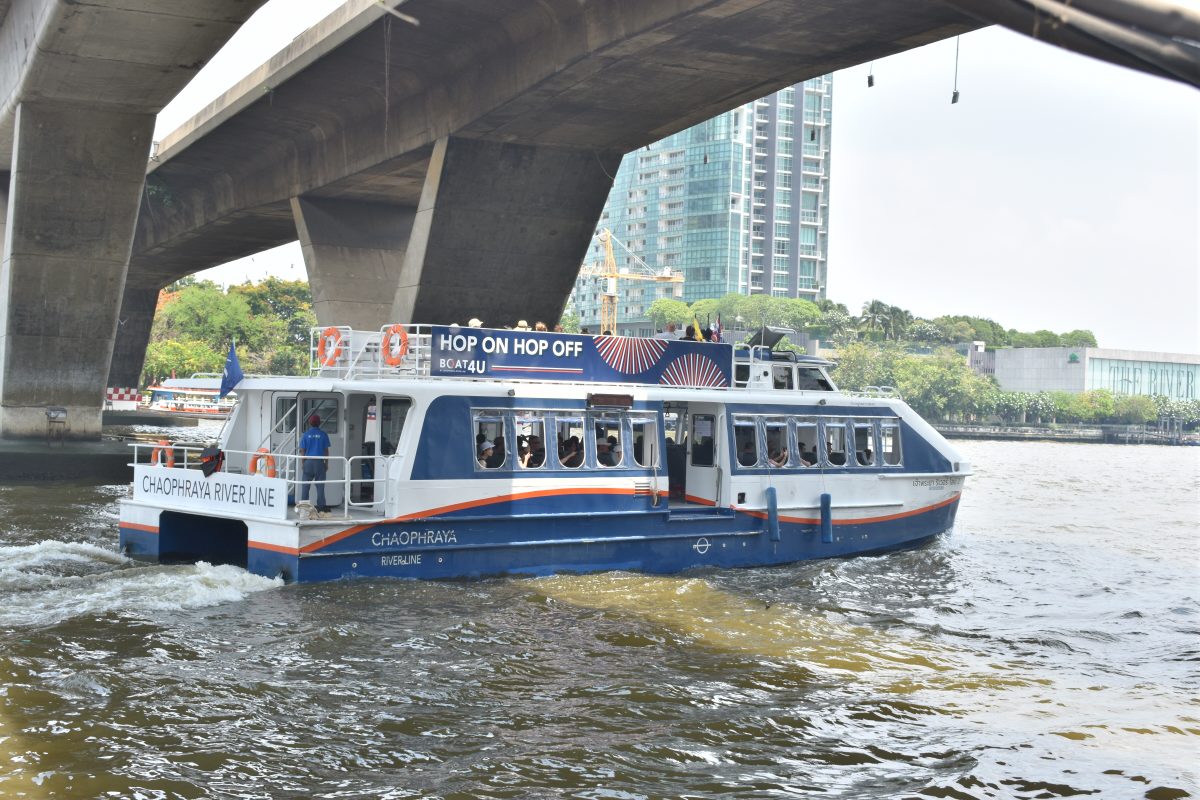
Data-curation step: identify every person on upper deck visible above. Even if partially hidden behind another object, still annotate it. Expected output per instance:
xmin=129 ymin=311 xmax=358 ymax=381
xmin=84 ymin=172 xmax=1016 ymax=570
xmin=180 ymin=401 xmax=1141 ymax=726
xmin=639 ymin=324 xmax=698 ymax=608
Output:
xmin=655 ymin=322 xmax=678 ymax=340
xmin=299 ymin=414 xmax=331 ymax=512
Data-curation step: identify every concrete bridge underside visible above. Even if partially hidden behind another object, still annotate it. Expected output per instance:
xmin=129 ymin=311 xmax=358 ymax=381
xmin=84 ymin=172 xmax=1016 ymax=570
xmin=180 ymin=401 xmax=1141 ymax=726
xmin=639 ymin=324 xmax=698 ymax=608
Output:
xmin=0 ymin=0 xmax=267 ymax=438
xmin=110 ymin=0 xmax=983 ymax=397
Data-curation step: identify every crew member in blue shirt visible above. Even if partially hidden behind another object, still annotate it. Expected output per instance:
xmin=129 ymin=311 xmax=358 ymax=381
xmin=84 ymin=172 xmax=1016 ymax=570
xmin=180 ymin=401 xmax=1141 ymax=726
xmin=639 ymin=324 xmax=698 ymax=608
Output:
xmin=300 ymin=414 xmax=331 ymax=511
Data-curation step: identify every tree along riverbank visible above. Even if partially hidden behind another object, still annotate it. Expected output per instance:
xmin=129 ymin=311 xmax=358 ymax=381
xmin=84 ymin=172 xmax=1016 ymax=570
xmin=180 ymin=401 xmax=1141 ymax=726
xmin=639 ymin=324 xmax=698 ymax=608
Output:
xmin=935 ymin=422 xmax=1194 ymax=445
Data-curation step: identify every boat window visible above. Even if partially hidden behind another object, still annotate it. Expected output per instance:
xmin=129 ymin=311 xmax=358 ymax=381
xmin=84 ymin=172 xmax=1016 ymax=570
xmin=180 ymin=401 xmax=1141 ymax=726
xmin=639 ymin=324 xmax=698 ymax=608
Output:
xmin=515 ymin=415 xmax=546 ymax=469
xmin=854 ymin=421 xmax=877 ymax=466
xmin=301 ymin=397 xmax=339 ymax=433
xmin=592 ymin=413 xmax=623 ymax=468
xmin=663 ymin=411 xmax=684 ymax=445
xmin=823 ymin=422 xmax=848 ymax=466
xmin=473 ymin=412 xmax=507 ymax=470
xmin=734 ymin=363 xmax=750 ymax=387
xmin=379 ymin=398 xmax=410 ymax=456
xmin=797 ymin=367 xmax=834 ymax=391
xmin=630 ymin=416 xmax=657 ymax=468
xmin=734 ymin=415 xmax=760 ymax=467
xmin=690 ymin=414 xmax=715 ymax=467
xmin=556 ymin=416 xmax=585 ymax=468
xmin=881 ymin=421 xmax=902 ymax=466
xmin=273 ymin=397 xmax=297 ymax=433
xmin=772 ymin=365 xmax=794 ymax=390
xmin=793 ymin=416 xmax=818 ymax=466
xmin=762 ymin=416 xmax=790 ymax=467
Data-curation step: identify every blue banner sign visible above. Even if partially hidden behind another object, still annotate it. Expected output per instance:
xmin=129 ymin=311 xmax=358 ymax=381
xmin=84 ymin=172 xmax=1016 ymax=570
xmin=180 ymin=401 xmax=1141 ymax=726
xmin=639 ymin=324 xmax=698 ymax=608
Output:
xmin=429 ymin=326 xmax=732 ymax=388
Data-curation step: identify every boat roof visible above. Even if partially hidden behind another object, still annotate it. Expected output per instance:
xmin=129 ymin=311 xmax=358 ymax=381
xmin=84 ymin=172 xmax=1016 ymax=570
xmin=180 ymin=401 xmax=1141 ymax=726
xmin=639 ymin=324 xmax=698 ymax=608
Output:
xmin=226 ymin=321 xmax=854 ymax=400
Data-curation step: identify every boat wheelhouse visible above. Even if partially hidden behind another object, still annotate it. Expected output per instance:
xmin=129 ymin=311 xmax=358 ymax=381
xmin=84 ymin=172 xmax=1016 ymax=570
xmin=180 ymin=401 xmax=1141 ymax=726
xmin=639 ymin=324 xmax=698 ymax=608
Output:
xmin=119 ymin=324 xmax=970 ymax=583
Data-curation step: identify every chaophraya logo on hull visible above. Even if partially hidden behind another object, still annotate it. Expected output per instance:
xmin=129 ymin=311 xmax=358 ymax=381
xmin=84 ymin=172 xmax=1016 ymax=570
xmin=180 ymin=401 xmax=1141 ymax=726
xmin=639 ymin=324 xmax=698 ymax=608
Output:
xmin=428 ymin=326 xmax=730 ymax=386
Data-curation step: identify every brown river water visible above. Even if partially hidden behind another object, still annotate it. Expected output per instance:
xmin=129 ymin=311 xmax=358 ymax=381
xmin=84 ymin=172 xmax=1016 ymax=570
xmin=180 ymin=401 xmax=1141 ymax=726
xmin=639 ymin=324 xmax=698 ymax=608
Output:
xmin=0 ymin=437 xmax=1197 ymax=799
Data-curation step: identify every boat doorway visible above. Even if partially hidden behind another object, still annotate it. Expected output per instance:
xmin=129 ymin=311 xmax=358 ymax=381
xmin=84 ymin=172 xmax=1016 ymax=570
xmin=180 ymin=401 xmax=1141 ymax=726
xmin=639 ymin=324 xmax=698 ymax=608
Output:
xmin=346 ymin=393 xmax=378 ymax=505
xmin=297 ymin=392 xmax=344 ymax=507
xmin=664 ymin=402 xmax=723 ymax=507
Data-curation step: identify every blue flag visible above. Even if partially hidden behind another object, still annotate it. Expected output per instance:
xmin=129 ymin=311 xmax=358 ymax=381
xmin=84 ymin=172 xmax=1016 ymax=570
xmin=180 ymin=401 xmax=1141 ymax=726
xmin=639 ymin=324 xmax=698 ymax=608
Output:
xmin=220 ymin=341 xmax=243 ymax=398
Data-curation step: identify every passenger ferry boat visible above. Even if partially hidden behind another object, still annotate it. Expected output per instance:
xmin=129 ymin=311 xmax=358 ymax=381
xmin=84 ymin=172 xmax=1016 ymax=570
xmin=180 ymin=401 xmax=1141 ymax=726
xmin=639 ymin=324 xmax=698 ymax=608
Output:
xmin=118 ymin=324 xmax=970 ymax=583
xmin=144 ymin=376 xmax=237 ymax=416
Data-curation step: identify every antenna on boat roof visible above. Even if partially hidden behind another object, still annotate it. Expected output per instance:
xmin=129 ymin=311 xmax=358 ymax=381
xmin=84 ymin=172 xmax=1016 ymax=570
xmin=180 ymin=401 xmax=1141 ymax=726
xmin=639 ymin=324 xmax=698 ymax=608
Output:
xmin=951 ymin=37 xmax=961 ymax=104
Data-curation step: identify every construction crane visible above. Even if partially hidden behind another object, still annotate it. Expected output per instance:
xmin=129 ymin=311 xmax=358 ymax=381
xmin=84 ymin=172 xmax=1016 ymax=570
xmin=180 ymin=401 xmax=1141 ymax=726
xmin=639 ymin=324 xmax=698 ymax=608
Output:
xmin=580 ymin=228 xmax=684 ymax=334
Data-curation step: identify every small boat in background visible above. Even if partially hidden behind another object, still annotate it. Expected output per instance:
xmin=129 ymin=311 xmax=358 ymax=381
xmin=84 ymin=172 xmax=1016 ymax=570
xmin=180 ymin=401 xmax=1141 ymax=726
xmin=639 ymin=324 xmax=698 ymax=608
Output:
xmin=143 ymin=375 xmax=237 ymax=418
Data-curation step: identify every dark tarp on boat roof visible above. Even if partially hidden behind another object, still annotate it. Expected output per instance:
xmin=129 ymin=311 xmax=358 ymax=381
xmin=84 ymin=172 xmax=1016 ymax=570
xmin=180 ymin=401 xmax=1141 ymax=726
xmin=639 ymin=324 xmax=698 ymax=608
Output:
xmin=745 ymin=326 xmax=796 ymax=349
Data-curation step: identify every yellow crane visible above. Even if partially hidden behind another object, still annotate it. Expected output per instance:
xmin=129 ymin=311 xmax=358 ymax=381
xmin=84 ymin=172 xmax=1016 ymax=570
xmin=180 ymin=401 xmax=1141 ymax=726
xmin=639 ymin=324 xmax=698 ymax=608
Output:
xmin=580 ymin=228 xmax=684 ymax=334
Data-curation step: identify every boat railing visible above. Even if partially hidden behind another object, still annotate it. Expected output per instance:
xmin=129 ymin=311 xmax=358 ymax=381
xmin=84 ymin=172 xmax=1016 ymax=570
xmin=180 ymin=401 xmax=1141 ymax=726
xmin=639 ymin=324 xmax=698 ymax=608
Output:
xmin=128 ymin=442 xmax=388 ymax=519
xmin=304 ymin=323 xmax=845 ymax=395
xmin=309 ymin=324 xmax=437 ymax=380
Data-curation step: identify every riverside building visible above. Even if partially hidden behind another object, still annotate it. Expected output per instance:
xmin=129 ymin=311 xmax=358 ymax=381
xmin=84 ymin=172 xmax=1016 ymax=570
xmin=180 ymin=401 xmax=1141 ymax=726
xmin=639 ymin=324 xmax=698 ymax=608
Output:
xmin=571 ymin=77 xmax=833 ymax=337
xmin=978 ymin=347 xmax=1199 ymax=401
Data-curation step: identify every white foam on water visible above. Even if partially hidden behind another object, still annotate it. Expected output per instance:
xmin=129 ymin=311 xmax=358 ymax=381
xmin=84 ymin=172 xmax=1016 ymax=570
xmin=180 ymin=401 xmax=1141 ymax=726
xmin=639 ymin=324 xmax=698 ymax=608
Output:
xmin=0 ymin=546 xmax=281 ymax=628
xmin=0 ymin=540 xmax=127 ymax=591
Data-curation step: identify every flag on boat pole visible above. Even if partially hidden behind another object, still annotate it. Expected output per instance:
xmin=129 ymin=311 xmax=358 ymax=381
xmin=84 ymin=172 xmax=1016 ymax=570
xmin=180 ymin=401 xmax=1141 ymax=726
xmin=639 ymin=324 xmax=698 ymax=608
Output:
xmin=220 ymin=340 xmax=243 ymax=398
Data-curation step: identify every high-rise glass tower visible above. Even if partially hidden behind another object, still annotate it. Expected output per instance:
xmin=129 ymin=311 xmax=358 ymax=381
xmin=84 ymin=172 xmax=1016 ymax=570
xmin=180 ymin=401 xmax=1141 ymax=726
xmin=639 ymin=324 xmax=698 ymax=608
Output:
xmin=571 ymin=76 xmax=833 ymax=336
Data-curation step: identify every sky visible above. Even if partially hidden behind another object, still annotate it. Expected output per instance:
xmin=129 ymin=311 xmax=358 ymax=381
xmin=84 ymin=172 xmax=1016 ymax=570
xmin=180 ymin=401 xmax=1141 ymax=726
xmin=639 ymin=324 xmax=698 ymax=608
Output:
xmin=161 ymin=2 xmax=1199 ymax=355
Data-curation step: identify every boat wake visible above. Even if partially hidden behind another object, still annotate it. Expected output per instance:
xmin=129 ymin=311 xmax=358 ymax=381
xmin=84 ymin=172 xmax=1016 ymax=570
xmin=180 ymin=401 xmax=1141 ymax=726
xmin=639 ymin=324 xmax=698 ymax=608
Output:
xmin=0 ymin=541 xmax=280 ymax=628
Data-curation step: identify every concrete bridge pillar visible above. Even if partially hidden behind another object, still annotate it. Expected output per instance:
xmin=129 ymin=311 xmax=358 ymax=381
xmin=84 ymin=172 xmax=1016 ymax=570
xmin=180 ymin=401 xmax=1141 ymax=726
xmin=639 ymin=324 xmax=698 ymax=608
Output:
xmin=106 ymin=280 xmax=161 ymax=391
xmin=0 ymin=102 xmax=154 ymax=439
xmin=291 ymin=196 xmax=416 ymax=330
xmin=392 ymin=136 xmax=621 ymax=328
xmin=1 ymin=174 xmax=9 ymax=271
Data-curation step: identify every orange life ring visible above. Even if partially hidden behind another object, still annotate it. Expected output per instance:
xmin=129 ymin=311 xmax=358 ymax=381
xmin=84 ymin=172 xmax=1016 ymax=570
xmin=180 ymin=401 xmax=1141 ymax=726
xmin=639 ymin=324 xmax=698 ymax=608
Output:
xmin=151 ymin=439 xmax=175 ymax=468
xmin=381 ymin=324 xmax=409 ymax=366
xmin=249 ymin=447 xmax=277 ymax=478
xmin=317 ymin=326 xmax=344 ymax=366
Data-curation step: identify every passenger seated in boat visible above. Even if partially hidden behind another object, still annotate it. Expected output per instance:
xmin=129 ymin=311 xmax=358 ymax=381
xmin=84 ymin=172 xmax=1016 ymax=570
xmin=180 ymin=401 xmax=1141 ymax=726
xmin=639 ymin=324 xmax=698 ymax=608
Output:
xmin=477 ymin=443 xmax=496 ymax=470
xmin=528 ymin=435 xmax=546 ymax=467
xmin=560 ymin=436 xmax=584 ymax=468
xmin=739 ymin=440 xmax=758 ymax=466
xmin=596 ymin=438 xmax=617 ymax=467
xmin=857 ymin=448 xmax=874 ymax=466
xmin=768 ymin=447 xmax=788 ymax=467
xmin=517 ymin=439 xmax=532 ymax=467
xmin=487 ymin=435 xmax=506 ymax=468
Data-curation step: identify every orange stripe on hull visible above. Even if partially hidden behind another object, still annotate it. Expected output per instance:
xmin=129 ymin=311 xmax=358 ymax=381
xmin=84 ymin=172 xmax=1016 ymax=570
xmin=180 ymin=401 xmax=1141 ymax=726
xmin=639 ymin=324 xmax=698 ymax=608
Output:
xmin=120 ymin=522 xmax=159 ymax=534
xmin=249 ymin=541 xmax=300 ymax=555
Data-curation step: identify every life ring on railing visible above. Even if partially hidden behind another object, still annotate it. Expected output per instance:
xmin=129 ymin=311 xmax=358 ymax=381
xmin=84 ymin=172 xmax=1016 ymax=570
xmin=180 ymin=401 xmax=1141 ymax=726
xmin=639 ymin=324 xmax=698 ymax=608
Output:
xmin=151 ymin=439 xmax=175 ymax=468
xmin=381 ymin=323 xmax=409 ymax=366
xmin=249 ymin=447 xmax=277 ymax=478
xmin=317 ymin=326 xmax=344 ymax=367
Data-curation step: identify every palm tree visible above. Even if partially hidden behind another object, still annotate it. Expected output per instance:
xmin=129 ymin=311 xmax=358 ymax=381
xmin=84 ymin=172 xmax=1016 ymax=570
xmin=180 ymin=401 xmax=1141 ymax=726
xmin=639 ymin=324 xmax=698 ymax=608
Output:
xmin=858 ymin=299 xmax=889 ymax=339
xmin=817 ymin=298 xmax=848 ymax=315
xmin=886 ymin=306 xmax=913 ymax=341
